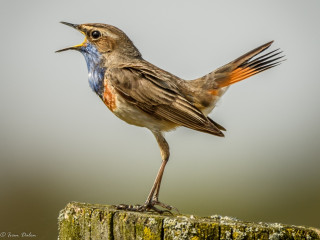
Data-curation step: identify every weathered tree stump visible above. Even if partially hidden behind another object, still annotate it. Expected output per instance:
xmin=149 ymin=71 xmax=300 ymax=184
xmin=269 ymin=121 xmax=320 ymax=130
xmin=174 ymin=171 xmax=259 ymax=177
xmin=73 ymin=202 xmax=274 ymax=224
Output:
xmin=58 ymin=202 xmax=320 ymax=240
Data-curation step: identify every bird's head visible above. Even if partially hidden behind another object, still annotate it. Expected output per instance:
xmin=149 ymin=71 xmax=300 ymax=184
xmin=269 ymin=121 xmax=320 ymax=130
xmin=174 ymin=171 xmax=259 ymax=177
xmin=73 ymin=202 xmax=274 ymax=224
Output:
xmin=56 ymin=22 xmax=141 ymax=60
xmin=56 ymin=22 xmax=142 ymax=96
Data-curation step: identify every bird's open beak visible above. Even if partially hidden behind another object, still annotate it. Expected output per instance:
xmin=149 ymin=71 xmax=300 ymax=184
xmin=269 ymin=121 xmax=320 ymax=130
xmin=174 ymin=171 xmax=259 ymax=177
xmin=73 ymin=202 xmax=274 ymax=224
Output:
xmin=56 ymin=21 xmax=87 ymax=53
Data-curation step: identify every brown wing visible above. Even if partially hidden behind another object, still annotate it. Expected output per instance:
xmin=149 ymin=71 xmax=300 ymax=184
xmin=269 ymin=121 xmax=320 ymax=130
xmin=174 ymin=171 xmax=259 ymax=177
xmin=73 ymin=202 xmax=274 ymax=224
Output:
xmin=106 ymin=65 xmax=224 ymax=136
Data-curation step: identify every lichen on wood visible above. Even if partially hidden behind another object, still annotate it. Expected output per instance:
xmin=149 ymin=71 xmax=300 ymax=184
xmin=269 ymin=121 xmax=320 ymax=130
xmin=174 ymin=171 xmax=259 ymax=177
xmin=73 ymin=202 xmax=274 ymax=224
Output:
xmin=58 ymin=202 xmax=320 ymax=240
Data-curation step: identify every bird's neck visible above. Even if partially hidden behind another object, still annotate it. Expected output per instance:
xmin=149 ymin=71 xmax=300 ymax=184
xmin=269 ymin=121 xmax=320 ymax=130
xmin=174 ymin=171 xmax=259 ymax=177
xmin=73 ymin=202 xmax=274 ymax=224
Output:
xmin=81 ymin=43 xmax=106 ymax=98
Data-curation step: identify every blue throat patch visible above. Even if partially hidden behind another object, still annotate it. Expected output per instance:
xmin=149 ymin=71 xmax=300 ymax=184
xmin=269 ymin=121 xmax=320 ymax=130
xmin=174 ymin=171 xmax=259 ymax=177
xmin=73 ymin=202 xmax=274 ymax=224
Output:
xmin=80 ymin=43 xmax=105 ymax=98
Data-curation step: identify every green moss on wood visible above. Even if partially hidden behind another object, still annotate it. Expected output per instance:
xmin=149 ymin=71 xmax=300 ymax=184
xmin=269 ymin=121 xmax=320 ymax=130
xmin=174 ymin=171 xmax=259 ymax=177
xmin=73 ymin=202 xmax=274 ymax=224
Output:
xmin=58 ymin=202 xmax=320 ymax=240
xmin=113 ymin=211 xmax=163 ymax=240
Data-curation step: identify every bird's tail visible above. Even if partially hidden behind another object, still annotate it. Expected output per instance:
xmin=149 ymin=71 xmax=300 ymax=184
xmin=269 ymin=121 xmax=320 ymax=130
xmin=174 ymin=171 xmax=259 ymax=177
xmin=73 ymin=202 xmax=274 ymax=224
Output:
xmin=209 ymin=41 xmax=284 ymax=90
xmin=190 ymin=41 xmax=284 ymax=95
xmin=184 ymin=41 xmax=284 ymax=120
xmin=214 ymin=41 xmax=284 ymax=89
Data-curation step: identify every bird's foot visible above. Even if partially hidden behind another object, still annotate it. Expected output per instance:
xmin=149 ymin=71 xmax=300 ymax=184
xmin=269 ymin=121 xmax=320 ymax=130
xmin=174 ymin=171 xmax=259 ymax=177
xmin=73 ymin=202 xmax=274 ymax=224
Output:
xmin=114 ymin=200 xmax=179 ymax=215
xmin=114 ymin=203 xmax=169 ymax=214
xmin=149 ymin=199 xmax=180 ymax=214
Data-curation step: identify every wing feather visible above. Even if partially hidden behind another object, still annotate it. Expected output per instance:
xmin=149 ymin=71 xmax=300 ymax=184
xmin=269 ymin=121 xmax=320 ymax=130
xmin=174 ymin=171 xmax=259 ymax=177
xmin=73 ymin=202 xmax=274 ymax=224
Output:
xmin=106 ymin=65 xmax=224 ymax=136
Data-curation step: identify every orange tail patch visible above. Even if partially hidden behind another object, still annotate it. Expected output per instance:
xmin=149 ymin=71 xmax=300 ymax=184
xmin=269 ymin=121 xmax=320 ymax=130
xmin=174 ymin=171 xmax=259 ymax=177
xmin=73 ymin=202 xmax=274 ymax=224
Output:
xmin=219 ymin=66 xmax=258 ymax=88
xmin=215 ymin=45 xmax=285 ymax=89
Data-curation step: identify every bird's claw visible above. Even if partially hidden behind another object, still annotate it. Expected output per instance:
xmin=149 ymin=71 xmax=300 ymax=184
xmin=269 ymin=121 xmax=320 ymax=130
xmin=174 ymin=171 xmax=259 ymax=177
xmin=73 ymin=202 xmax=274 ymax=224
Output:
xmin=150 ymin=200 xmax=180 ymax=214
xmin=114 ymin=201 xmax=179 ymax=215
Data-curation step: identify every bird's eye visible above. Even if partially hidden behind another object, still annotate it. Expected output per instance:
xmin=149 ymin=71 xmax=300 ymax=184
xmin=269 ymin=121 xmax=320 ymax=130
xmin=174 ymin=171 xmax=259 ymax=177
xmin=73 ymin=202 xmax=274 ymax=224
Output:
xmin=91 ymin=31 xmax=101 ymax=39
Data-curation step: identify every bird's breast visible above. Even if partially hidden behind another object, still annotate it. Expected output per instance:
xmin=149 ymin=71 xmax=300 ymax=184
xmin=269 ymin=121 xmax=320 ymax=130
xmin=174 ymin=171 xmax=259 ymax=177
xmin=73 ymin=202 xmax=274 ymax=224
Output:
xmin=103 ymin=80 xmax=117 ymax=111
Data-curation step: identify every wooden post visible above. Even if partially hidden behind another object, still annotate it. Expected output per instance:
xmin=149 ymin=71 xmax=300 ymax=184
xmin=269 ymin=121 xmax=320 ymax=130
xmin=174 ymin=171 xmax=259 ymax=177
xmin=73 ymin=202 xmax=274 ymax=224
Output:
xmin=58 ymin=202 xmax=320 ymax=240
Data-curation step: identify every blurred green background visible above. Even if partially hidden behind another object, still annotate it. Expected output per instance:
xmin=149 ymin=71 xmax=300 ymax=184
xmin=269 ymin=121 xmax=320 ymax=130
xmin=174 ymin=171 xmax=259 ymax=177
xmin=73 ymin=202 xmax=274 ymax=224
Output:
xmin=1 ymin=0 xmax=319 ymax=239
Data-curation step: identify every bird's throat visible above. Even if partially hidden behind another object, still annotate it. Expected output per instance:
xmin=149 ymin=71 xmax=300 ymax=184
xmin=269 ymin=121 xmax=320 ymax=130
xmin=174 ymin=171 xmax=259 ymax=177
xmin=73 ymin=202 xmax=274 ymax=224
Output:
xmin=80 ymin=43 xmax=106 ymax=98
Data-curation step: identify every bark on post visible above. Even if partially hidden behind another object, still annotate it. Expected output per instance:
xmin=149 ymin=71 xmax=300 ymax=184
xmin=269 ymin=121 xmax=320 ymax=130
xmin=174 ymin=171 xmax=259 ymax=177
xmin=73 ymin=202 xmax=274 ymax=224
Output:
xmin=58 ymin=202 xmax=320 ymax=240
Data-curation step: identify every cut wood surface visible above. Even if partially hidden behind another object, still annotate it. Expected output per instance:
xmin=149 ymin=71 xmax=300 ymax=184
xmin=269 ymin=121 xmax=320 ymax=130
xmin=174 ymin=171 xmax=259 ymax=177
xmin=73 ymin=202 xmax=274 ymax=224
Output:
xmin=58 ymin=202 xmax=320 ymax=240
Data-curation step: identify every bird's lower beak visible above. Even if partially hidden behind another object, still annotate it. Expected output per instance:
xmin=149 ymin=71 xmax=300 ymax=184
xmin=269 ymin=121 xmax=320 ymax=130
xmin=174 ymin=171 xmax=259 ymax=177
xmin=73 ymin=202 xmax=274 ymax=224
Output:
xmin=56 ymin=21 xmax=87 ymax=53
xmin=55 ymin=45 xmax=81 ymax=53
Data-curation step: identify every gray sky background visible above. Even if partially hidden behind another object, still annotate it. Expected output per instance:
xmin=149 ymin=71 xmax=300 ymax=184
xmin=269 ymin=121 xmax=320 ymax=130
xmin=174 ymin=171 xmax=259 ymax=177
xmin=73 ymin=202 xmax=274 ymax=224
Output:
xmin=0 ymin=0 xmax=319 ymax=238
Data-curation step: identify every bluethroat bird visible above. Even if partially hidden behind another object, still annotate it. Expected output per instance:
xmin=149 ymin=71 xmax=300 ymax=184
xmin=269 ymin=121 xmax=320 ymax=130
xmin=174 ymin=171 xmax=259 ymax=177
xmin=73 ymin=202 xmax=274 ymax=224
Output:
xmin=57 ymin=22 xmax=284 ymax=213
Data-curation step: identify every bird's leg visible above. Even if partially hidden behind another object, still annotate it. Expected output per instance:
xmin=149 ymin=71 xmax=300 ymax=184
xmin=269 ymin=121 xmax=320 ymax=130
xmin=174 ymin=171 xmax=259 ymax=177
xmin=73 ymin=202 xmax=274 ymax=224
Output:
xmin=115 ymin=131 xmax=178 ymax=213
xmin=153 ymin=169 xmax=164 ymax=202
xmin=145 ymin=131 xmax=169 ymax=204
xmin=142 ymin=131 xmax=178 ymax=213
xmin=145 ymin=158 xmax=167 ymax=204
xmin=142 ymin=158 xmax=169 ymax=213
xmin=148 ymin=166 xmax=179 ymax=213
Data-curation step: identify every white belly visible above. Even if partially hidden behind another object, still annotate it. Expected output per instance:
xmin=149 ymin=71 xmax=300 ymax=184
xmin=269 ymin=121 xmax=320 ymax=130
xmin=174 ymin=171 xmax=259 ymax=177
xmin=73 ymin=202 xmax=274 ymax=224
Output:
xmin=113 ymin=94 xmax=177 ymax=132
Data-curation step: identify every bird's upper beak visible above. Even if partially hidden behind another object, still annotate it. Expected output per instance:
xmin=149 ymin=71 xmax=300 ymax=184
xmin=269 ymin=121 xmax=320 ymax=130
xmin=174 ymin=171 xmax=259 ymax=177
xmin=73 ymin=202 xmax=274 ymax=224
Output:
xmin=56 ymin=21 xmax=87 ymax=53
